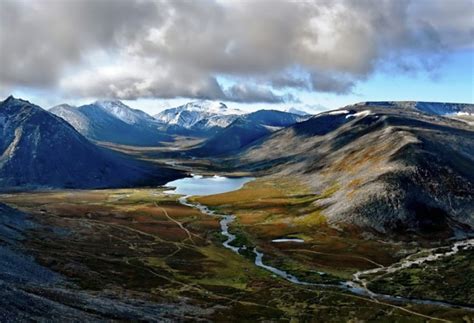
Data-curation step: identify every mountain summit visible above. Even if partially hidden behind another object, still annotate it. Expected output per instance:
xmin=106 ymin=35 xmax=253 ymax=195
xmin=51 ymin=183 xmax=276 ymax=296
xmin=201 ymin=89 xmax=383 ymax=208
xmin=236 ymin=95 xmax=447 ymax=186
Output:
xmin=191 ymin=109 xmax=308 ymax=156
xmin=236 ymin=102 xmax=474 ymax=236
xmin=50 ymin=100 xmax=172 ymax=146
xmin=1 ymin=97 xmax=179 ymax=189
xmin=357 ymin=101 xmax=474 ymax=116
xmin=93 ymin=100 xmax=157 ymax=125
xmin=154 ymin=100 xmax=243 ymax=130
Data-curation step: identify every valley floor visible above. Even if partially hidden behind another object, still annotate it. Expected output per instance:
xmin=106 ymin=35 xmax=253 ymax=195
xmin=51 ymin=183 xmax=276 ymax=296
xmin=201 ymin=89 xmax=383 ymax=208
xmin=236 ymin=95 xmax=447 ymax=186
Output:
xmin=0 ymin=179 xmax=473 ymax=321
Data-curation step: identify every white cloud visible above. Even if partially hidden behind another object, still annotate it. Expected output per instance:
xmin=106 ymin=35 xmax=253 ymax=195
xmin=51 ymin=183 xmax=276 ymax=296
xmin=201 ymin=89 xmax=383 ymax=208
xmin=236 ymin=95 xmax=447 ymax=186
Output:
xmin=1 ymin=0 xmax=473 ymax=103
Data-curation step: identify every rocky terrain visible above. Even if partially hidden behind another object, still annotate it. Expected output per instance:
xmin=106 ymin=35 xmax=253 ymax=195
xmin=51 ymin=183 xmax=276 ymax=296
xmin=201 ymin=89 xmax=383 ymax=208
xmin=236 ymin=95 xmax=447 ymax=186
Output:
xmin=0 ymin=200 xmax=210 ymax=321
xmin=0 ymin=97 xmax=181 ymax=190
xmin=233 ymin=103 xmax=474 ymax=237
xmin=2 ymin=187 xmax=472 ymax=322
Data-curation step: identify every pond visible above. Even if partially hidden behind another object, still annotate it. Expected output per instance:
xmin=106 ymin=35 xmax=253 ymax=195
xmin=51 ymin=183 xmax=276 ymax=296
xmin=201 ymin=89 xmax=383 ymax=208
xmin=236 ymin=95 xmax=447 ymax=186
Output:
xmin=164 ymin=174 xmax=254 ymax=196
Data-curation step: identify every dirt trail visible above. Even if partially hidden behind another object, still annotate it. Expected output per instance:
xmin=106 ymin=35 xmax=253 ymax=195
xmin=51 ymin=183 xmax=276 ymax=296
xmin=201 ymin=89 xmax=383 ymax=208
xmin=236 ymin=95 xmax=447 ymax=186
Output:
xmin=155 ymin=202 xmax=195 ymax=245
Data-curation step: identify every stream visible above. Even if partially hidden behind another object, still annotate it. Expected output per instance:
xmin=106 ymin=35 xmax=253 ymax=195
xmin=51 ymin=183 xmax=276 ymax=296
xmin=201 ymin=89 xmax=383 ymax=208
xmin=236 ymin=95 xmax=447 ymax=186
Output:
xmin=166 ymin=175 xmax=474 ymax=311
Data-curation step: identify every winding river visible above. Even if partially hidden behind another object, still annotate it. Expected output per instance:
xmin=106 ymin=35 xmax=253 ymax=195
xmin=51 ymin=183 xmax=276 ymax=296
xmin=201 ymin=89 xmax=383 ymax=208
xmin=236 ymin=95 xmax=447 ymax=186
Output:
xmin=165 ymin=174 xmax=474 ymax=311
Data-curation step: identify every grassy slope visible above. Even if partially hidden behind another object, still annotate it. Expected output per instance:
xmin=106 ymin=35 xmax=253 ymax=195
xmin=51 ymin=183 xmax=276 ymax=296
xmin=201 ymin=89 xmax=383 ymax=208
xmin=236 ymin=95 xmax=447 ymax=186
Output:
xmin=236 ymin=107 xmax=474 ymax=238
xmin=195 ymin=178 xmax=408 ymax=281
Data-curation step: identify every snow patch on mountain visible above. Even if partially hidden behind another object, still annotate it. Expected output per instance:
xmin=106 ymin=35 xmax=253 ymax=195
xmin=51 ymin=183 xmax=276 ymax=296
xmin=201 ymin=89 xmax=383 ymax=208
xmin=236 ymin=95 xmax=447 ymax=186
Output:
xmin=95 ymin=100 xmax=156 ymax=125
xmin=346 ymin=110 xmax=371 ymax=119
xmin=326 ymin=109 xmax=350 ymax=116
xmin=263 ymin=125 xmax=284 ymax=132
xmin=193 ymin=114 xmax=240 ymax=130
xmin=154 ymin=100 xmax=243 ymax=129
xmin=453 ymin=111 xmax=473 ymax=116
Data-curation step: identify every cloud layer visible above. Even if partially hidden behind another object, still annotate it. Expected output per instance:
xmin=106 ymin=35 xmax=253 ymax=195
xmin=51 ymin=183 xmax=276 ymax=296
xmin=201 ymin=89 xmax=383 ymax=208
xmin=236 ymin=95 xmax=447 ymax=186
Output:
xmin=1 ymin=0 xmax=473 ymax=103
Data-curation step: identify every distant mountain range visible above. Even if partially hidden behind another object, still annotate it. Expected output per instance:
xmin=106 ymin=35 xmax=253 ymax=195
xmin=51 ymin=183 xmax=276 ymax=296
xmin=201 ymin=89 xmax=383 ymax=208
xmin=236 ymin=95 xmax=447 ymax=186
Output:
xmin=51 ymin=99 xmax=309 ymax=143
xmin=154 ymin=100 xmax=245 ymax=136
xmin=0 ymin=97 xmax=181 ymax=190
xmin=233 ymin=102 xmax=474 ymax=236
xmin=192 ymin=109 xmax=308 ymax=156
xmin=3 ymin=93 xmax=473 ymax=228
xmin=154 ymin=102 xmax=310 ymax=155
xmin=154 ymin=100 xmax=244 ymax=128
xmin=50 ymin=100 xmax=173 ymax=146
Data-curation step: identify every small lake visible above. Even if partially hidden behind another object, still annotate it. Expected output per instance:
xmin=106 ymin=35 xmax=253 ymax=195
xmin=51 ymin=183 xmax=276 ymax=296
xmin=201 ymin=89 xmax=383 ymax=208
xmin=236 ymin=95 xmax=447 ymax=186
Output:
xmin=164 ymin=174 xmax=254 ymax=196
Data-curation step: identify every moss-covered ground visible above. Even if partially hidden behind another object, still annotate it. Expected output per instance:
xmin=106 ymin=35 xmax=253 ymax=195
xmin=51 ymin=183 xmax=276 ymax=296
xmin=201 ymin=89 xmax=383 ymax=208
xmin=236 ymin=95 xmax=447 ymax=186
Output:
xmin=0 ymin=186 xmax=471 ymax=321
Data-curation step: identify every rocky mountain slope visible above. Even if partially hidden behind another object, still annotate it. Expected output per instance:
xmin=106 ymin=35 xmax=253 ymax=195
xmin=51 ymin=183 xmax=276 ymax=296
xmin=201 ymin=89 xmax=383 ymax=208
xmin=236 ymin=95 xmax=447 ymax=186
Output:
xmin=52 ymin=99 xmax=315 ymax=142
xmin=0 ymin=96 xmax=180 ymax=189
xmin=234 ymin=103 xmax=474 ymax=237
xmin=50 ymin=100 xmax=172 ymax=146
xmin=191 ymin=110 xmax=307 ymax=156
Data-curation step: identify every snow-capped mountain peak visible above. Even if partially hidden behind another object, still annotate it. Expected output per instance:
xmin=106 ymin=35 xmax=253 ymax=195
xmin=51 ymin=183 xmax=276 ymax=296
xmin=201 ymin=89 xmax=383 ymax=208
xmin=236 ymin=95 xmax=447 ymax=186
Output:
xmin=154 ymin=100 xmax=243 ymax=129
xmin=179 ymin=100 xmax=243 ymax=115
xmin=94 ymin=100 xmax=155 ymax=125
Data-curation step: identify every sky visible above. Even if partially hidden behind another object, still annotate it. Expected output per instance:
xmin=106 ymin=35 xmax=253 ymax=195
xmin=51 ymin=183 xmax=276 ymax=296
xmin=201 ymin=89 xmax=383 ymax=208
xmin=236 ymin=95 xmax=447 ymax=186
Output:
xmin=1 ymin=0 xmax=473 ymax=115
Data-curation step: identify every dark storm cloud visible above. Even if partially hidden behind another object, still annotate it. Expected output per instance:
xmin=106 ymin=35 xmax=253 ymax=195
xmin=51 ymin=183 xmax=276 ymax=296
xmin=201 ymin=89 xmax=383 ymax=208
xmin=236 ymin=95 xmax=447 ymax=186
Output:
xmin=310 ymin=72 xmax=357 ymax=95
xmin=225 ymin=84 xmax=295 ymax=104
xmin=269 ymin=74 xmax=310 ymax=90
xmin=0 ymin=0 xmax=472 ymax=102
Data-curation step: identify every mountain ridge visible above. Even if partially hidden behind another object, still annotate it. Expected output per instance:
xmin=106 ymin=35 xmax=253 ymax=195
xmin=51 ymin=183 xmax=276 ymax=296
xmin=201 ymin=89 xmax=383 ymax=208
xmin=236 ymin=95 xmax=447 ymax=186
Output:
xmin=1 ymin=96 xmax=181 ymax=190
xmin=355 ymin=101 xmax=474 ymax=115
xmin=190 ymin=109 xmax=308 ymax=156
xmin=231 ymin=103 xmax=474 ymax=237
xmin=50 ymin=101 xmax=173 ymax=146
xmin=154 ymin=100 xmax=243 ymax=132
